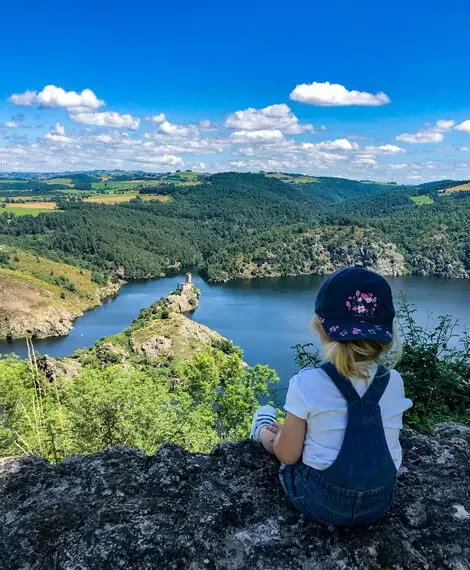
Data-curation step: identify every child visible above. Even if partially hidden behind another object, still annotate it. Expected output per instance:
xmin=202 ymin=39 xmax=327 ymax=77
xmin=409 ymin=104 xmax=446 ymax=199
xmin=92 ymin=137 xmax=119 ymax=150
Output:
xmin=250 ymin=266 xmax=413 ymax=526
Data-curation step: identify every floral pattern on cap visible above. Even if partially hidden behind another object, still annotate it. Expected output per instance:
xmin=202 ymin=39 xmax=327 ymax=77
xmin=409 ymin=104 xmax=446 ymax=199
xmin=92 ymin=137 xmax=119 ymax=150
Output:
xmin=345 ymin=290 xmax=377 ymax=317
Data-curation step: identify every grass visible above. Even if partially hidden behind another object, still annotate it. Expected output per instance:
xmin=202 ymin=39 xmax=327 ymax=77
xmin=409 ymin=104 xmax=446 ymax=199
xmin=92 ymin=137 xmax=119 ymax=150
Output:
xmin=294 ymin=176 xmax=319 ymax=184
xmin=41 ymin=177 xmax=73 ymax=186
xmin=4 ymin=196 xmax=49 ymax=202
xmin=0 ymin=247 xmax=110 ymax=313
xmin=440 ymin=183 xmax=470 ymax=194
xmin=84 ymin=193 xmax=170 ymax=204
xmin=164 ymin=180 xmax=201 ymax=187
xmin=162 ymin=171 xmax=200 ymax=181
xmin=265 ymin=173 xmax=319 ymax=184
xmin=61 ymin=188 xmax=93 ymax=195
xmin=410 ymin=195 xmax=434 ymax=205
xmin=91 ymin=180 xmax=160 ymax=190
xmin=3 ymin=204 xmax=58 ymax=216
xmin=4 ymin=248 xmax=98 ymax=292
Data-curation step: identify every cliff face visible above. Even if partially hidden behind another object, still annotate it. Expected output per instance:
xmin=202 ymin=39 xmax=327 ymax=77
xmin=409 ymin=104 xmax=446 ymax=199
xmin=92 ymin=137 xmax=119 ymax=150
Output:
xmin=1 ymin=423 xmax=468 ymax=570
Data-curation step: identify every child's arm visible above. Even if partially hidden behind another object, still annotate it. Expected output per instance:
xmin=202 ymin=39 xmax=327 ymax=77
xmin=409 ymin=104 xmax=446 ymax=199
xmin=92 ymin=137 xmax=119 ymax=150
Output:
xmin=273 ymin=412 xmax=306 ymax=464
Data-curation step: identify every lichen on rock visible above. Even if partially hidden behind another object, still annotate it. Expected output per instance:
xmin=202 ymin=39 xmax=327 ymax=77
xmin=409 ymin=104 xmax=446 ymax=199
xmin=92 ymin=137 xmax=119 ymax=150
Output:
xmin=0 ymin=422 xmax=468 ymax=569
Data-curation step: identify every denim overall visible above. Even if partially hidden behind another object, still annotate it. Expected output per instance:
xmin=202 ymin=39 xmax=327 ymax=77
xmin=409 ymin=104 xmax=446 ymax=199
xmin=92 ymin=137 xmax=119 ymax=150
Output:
xmin=280 ymin=362 xmax=397 ymax=526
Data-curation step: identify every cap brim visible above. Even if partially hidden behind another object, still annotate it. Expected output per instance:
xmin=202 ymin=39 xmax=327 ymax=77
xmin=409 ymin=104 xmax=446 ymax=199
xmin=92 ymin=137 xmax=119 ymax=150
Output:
xmin=320 ymin=318 xmax=393 ymax=342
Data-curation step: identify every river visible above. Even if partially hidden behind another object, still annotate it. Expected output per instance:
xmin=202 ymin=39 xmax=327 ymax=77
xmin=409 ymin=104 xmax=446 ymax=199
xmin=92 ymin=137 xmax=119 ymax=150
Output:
xmin=1 ymin=274 xmax=470 ymax=391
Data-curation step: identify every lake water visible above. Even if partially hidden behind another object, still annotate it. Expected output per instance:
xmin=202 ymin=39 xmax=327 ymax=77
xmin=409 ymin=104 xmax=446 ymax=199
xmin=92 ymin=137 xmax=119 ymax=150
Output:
xmin=2 ymin=274 xmax=470 ymax=394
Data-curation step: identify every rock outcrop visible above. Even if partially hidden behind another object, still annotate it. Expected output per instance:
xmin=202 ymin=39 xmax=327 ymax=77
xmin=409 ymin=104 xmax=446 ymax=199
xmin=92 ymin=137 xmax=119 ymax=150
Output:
xmin=0 ymin=423 xmax=468 ymax=569
xmin=130 ymin=313 xmax=224 ymax=361
xmin=167 ymin=273 xmax=200 ymax=313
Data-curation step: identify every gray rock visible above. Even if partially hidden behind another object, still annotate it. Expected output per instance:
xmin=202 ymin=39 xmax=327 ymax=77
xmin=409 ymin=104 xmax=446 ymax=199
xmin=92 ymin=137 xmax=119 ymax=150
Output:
xmin=0 ymin=423 xmax=468 ymax=570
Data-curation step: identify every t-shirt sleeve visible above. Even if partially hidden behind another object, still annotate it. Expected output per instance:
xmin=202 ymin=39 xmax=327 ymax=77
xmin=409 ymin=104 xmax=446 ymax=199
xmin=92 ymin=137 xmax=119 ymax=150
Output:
xmin=284 ymin=373 xmax=309 ymax=420
xmin=392 ymin=369 xmax=413 ymax=411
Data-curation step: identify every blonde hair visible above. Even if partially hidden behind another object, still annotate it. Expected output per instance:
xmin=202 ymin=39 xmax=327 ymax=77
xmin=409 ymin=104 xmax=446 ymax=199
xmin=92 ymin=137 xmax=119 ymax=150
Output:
xmin=313 ymin=315 xmax=401 ymax=381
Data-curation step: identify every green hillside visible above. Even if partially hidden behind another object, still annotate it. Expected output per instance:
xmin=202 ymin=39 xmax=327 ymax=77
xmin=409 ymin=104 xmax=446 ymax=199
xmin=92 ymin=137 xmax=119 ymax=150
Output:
xmin=0 ymin=171 xmax=469 ymax=282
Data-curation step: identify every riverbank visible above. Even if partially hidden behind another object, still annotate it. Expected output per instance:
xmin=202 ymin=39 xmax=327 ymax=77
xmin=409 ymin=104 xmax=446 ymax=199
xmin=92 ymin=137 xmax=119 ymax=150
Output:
xmin=0 ymin=247 xmax=122 ymax=340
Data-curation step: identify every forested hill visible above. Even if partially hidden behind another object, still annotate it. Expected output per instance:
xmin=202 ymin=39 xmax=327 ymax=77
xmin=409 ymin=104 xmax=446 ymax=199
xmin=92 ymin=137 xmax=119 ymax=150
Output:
xmin=0 ymin=170 xmax=469 ymax=282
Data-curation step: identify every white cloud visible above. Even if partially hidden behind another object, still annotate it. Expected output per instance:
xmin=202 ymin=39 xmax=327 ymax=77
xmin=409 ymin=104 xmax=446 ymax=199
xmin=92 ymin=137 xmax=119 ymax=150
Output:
xmin=436 ymin=120 xmax=455 ymax=131
xmin=365 ymin=144 xmax=406 ymax=154
xmin=2 ymin=120 xmax=20 ymax=128
xmin=8 ymin=90 xmax=37 ymax=106
xmin=131 ymin=153 xmax=184 ymax=167
xmin=44 ymin=123 xmax=73 ymax=144
xmin=231 ymin=129 xmax=284 ymax=144
xmin=94 ymin=133 xmax=115 ymax=143
xmin=397 ymin=120 xmax=456 ymax=144
xmin=377 ymin=144 xmax=406 ymax=154
xmin=9 ymin=85 xmax=104 ymax=111
xmin=389 ymin=163 xmax=408 ymax=169
xmin=158 ymin=120 xmax=199 ymax=138
xmin=145 ymin=113 xmax=166 ymax=124
xmin=396 ymin=130 xmax=444 ymax=144
xmin=455 ymin=120 xmax=470 ymax=134
xmin=70 ymin=111 xmax=140 ymax=130
xmin=459 ymin=146 xmax=470 ymax=151
xmin=44 ymin=133 xmax=73 ymax=143
xmin=314 ymin=138 xmax=358 ymax=151
xmin=354 ymin=156 xmax=378 ymax=165
xmin=53 ymin=122 xmax=66 ymax=136
xmin=289 ymin=81 xmax=390 ymax=107
xmin=199 ymin=119 xmax=214 ymax=130
xmin=225 ymin=104 xmax=313 ymax=134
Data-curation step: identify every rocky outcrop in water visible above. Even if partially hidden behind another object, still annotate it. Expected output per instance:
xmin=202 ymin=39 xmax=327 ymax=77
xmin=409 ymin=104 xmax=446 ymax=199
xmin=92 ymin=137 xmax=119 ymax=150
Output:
xmin=0 ymin=423 xmax=468 ymax=569
xmin=167 ymin=273 xmax=200 ymax=313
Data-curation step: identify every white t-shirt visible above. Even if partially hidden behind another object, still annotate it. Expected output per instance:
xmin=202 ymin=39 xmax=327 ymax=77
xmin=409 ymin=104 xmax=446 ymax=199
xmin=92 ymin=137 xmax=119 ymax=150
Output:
xmin=284 ymin=363 xmax=413 ymax=471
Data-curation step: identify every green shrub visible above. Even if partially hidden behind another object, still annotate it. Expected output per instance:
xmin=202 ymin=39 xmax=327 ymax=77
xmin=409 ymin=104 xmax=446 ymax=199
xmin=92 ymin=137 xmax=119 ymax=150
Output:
xmin=0 ymin=346 xmax=278 ymax=462
xmin=395 ymin=296 xmax=470 ymax=431
xmin=91 ymin=271 xmax=107 ymax=285
xmin=0 ymin=251 xmax=9 ymax=266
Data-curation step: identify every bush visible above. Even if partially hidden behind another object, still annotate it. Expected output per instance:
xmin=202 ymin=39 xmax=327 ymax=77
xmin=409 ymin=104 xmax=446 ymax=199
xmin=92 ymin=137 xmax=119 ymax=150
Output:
xmin=0 ymin=251 xmax=9 ymax=266
xmin=0 ymin=346 xmax=279 ymax=462
xmin=91 ymin=271 xmax=107 ymax=285
xmin=212 ymin=338 xmax=243 ymax=357
xmin=395 ymin=296 xmax=470 ymax=431
xmin=50 ymin=274 xmax=78 ymax=292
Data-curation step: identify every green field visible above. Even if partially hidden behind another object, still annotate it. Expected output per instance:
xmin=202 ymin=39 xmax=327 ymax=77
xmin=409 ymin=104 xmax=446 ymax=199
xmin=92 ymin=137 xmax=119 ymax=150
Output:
xmin=91 ymin=180 xmax=160 ymax=190
xmin=265 ymin=173 xmax=318 ymax=184
xmin=42 ymin=177 xmax=73 ymax=185
xmin=162 ymin=171 xmax=200 ymax=181
xmin=3 ymin=206 xmax=58 ymax=216
xmin=410 ymin=195 xmax=434 ymax=205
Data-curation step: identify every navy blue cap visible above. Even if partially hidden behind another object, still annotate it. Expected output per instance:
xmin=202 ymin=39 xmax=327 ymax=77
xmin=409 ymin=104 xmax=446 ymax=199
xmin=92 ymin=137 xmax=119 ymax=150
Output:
xmin=315 ymin=266 xmax=395 ymax=342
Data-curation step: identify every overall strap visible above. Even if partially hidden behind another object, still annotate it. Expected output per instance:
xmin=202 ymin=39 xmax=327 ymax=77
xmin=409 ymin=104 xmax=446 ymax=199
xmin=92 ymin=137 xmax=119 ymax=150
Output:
xmin=320 ymin=362 xmax=360 ymax=403
xmin=363 ymin=365 xmax=391 ymax=404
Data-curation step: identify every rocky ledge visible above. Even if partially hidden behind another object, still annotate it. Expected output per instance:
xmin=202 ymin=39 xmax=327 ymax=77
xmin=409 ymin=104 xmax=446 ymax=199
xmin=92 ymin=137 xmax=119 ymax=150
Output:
xmin=0 ymin=423 xmax=468 ymax=570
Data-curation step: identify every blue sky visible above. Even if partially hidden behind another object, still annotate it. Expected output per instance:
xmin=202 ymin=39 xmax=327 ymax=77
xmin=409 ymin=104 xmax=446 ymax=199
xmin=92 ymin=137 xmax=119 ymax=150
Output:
xmin=1 ymin=0 xmax=470 ymax=182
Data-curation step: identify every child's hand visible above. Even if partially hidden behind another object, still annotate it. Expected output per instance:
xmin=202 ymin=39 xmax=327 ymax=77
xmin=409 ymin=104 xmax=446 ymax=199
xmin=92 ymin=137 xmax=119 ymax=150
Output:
xmin=265 ymin=421 xmax=281 ymax=435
